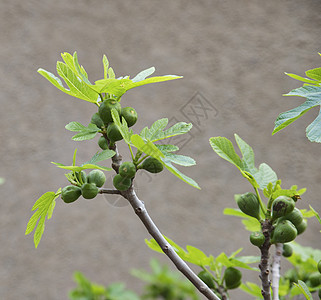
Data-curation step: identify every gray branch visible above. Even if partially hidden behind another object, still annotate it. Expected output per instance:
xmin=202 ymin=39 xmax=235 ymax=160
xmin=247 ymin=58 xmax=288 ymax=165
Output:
xmin=271 ymin=243 xmax=282 ymax=300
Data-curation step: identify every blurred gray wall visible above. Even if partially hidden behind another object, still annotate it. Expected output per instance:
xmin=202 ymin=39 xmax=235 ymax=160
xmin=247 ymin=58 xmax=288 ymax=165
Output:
xmin=1 ymin=0 xmax=321 ymax=299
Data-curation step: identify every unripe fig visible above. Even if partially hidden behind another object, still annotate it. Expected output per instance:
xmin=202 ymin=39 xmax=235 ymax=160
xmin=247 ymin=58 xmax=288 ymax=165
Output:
xmin=121 ymin=107 xmax=138 ymax=127
xmin=280 ymin=208 xmax=303 ymax=227
xmin=87 ymin=169 xmax=106 ymax=188
xmin=308 ymin=272 xmax=321 ymax=287
xmin=113 ymin=174 xmax=131 ymax=191
xmin=61 ymin=185 xmax=82 ymax=203
xmin=271 ymin=220 xmax=297 ymax=244
xmin=119 ymin=162 xmax=136 ymax=179
xmin=98 ymin=99 xmax=121 ymax=125
xmin=76 ymin=170 xmax=87 ymax=185
xmin=284 ymin=269 xmax=298 ymax=284
xmin=250 ymin=231 xmax=265 ymax=247
xmin=91 ymin=112 xmax=104 ymax=129
xmin=296 ymin=219 xmax=307 ymax=235
xmin=235 ymin=192 xmax=260 ymax=220
xmin=282 ymin=244 xmax=293 ymax=258
xmin=107 ymin=123 xmax=123 ymax=142
xmin=318 ymin=260 xmax=321 ymax=274
xmin=319 ymin=288 xmax=321 ymax=299
xmin=81 ymin=183 xmax=99 ymax=199
xmin=141 ymin=157 xmax=164 ymax=174
xmin=224 ymin=267 xmax=242 ymax=290
xmin=198 ymin=270 xmax=215 ymax=289
xmin=271 ymin=196 xmax=295 ymax=219
xmin=98 ymin=136 xmax=108 ymax=150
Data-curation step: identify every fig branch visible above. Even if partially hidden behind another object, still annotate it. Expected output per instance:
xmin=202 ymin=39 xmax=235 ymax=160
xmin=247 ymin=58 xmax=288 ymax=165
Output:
xmin=271 ymin=243 xmax=282 ymax=300
xmin=101 ymin=143 xmax=220 ymax=300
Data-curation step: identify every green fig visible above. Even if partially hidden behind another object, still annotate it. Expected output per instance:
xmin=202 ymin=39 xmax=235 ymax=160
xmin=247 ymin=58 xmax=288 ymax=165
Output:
xmin=282 ymin=244 xmax=293 ymax=258
xmin=250 ymin=231 xmax=265 ymax=247
xmin=98 ymin=99 xmax=121 ymax=125
xmin=141 ymin=157 xmax=164 ymax=174
xmin=280 ymin=207 xmax=303 ymax=227
xmin=296 ymin=219 xmax=307 ymax=235
xmin=198 ymin=270 xmax=215 ymax=289
xmin=308 ymin=272 xmax=321 ymax=287
xmin=87 ymin=170 xmax=106 ymax=188
xmin=61 ymin=185 xmax=82 ymax=203
xmin=91 ymin=112 xmax=104 ymax=129
xmin=119 ymin=162 xmax=136 ymax=179
xmin=113 ymin=174 xmax=131 ymax=191
xmin=235 ymin=192 xmax=260 ymax=220
xmin=284 ymin=269 xmax=298 ymax=284
xmin=121 ymin=107 xmax=138 ymax=127
xmin=81 ymin=183 xmax=99 ymax=199
xmin=224 ymin=267 xmax=242 ymax=290
xmin=107 ymin=123 xmax=123 ymax=142
xmin=271 ymin=220 xmax=297 ymax=244
xmin=271 ymin=196 xmax=295 ymax=219
xmin=98 ymin=136 xmax=108 ymax=150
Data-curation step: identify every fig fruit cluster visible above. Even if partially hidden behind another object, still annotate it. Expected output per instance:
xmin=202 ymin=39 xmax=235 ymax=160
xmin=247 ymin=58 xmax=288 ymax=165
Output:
xmin=113 ymin=162 xmax=136 ymax=191
xmin=61 ymin=170 xmax=106 ymax=203
xmin=92 ymin=98 xmax=138 ymax=149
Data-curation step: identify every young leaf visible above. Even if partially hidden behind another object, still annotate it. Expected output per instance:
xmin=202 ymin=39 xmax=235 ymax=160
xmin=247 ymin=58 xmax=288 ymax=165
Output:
xmin=240 ymin=282 xmax=263 ymax=298
xmin=223 ymin=208 xmax=261 ymax=232
xmin=85 ymin=149 xmax=116 ymax=165
xmin=161 ymin=152 xmax=196 ymax=167
xmin=52 ymin=162 xmax=112 ymax=172
xmin=72 ymin=52 xmax=91 ymax=85
xmin=25 ymin=189 xmax=60 ymax=248
xmin=111 ymin=109 xmax=133 ymax=144
xmin=131 ymin=67 xmax=155 ymax=82
xmin=155 ymin=144 xmax=179 ymax=152
xmin=285 ymin=72 xmax=318 ymax=85
xmin=131 ymin=135 xmax=164 ymax=159
xmin=65 ymin=122 xmax=100 ymax=141
xmin=292 ymin=280 xmax=313 ymax=300
xmin=103 ymin=55 xmax=109 ymax=79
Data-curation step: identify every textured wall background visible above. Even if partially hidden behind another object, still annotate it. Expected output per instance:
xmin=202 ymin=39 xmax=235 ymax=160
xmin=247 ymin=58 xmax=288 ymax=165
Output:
xmin=1 ymin=1 xmax=321 ymax=299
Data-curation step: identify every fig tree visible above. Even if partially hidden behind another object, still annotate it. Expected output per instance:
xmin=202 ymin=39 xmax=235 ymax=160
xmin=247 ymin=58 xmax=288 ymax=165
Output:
xmin=121 ymin=107 xmax=138 ymax=127
xmin=113 ymin=174 xmax=131 ymax=191
xmin=250 ymin=231 xmax=265 ymax=247
xmin=235 ymin=192 xmax=260 ymax=220
xmin=61 ymin=185 xmax=82 ymax=203
xmin=81 ymin=183 xmax=99 ymax=199
xmin=271 ymin=196 xmax=295 ymax=219
xmin=119 ymin=162 xmax=136 ymax=179
xmin=141 ymin=157 xmax=164 ymax=174
xmin=87 ymin=169 xmax=106 ymax=188
xmin=271 ymin=220 xmax=297 ymax=244
xmin=98 ymin=99 xmax=121 ymax=125
xmin=107 ymin=123 xmax=123 ymax=142
xmin=224 ymin=267 xmax=242 ymax=290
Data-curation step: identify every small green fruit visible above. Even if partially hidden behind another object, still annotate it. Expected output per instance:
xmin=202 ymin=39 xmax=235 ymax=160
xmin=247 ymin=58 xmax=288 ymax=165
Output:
xmin=113 ymin=174 xmax=131 ymax=191
xmin=98 ymin=136 xmax=108 ymax=150
xmin=250 ymin=231 xmax=265 ymax=247
xmin=198 ymin=270 xmax=215 ymax=289
xmin=81 ymin=183 xmax=99 ymax=199
xmin=271 ymin=196 xmax=295 ymax=219
xmin=98 ymin=99 xmax=121 ymax=124
xmin=271 ymin=220 xmax=297 ymax=244
xmin=121 ymin=107 xmax=138 ymax=127
xmin=282 ymin=244 xmax=293 ymax=258
xmin=296 ymin=219 xmax=307 ymax=235
xmin=141 ymin=157 xmax=164 ymax=174
xmin=235 ymin=192 xmax=260 ymax=220
xmin=87 ymin=170 xmax=106 ymax=188
xmin=308 ymin=272 xmax=321 ymax=287
xmin=224 ymin=267 xmax=242 ymax=290
xmin=280 ymin=207 xmax=303 ymax=227
xmin=61 ymin=185 xmax=82 ymax=203
xmin=91 ymin=112 xmax=104 ymax=129
xmin=107 ymin=123 xmax=123 ymax=142
xmin=119 ymin=162 xmax=136 ymax=179
xmin=318 ymin=260 xmax=321 ymax=274
xmin=284 ymin=269 xmax=298 ymax=284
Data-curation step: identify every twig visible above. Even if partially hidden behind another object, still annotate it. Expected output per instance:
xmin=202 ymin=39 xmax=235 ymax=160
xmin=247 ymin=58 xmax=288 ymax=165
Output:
xmin=104 ymin=143 xmax=220 ymax=300
xmin=259 ymin=219 xmax=273 ymax=300
xmin=271 ymin=243 xmax=282 ymax=300
xmin=99 ymin=188 xmax=121 ymax=195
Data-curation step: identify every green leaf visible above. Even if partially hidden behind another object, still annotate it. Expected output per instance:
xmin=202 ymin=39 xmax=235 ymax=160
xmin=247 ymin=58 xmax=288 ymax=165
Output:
xmin=161 ymin=152 xmax=196 ymax=166
xmin=309 ymin=205 xmax=321 ymax=226
xmin=125 ymin=75 xmax=183 ymax=91
xmin=252 ymin=163 xmax=278 ymax=190
xmin=131 ymin=67 xmax=155 ymax=82
xmin=72 ymin=52 xmax=91 ymax=85
xmin=65 ymin=122 xmax=86 ymax=132
xmin=111 ymin=109 xmax=133 ymax=144
xmin=273 ymin=84 xmax=321 ymax=142
xmin=25 ymin=189 xmax=60 ymax=248
xmin=224 ymin=208 xmax=261 ymax=232
xmin=140 ymin=118 xmax=169 ymax=141
xmin=103 ymin=55 xmax=109 ymax=79
xmin=131 ymin=134 xmax=164 ymax=159
xmin=285 ymin=72 xmax=318 ymax=84
xmin=209 ymin=137 xmax=243 ymax=169
xmin=240 ymin=282 xmax=263 ymax=298
xmin=306 ymin=67 xmax=321 ymax=82
xmin=235 ymin=134 xmax=255 ymax=172
xmin=155 ymin=144 xmax=179 ymax=152
xmin=293 ymin=280 xmax=313 ymax=300
xmin=85 ymin=149 xmax=116 ymax=165
xmin=52 ymin=162 xmax=112 ymax=172
xmin=65 ymin=122 xmax=100 ymax=141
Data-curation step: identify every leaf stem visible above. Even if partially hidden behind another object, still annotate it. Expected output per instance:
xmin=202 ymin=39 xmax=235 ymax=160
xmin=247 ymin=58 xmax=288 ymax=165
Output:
xmin=128 ymin=144 xmax=135 ymax=162
xmin=254 ymin=187 xmax=267 ymax=216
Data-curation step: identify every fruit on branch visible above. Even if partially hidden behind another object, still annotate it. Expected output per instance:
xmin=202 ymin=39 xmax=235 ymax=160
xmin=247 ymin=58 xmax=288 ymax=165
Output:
xmin=271 ymin=196 xmax=295 ymax=219
xmin=279 ymin=207 xmax=303 ymax=227
xmin=198 ymin=270 xmax=215 ymax=289
xmin=282 ymin=244 xmax=293 ymax=258
xmin=107 ymin=123 xmax=123 ymax=142
xmin=271 ymin=220 xmax=297 ymax=244
xmin=61 ymin=185 xmax=82 ymax=203
xmin=141 ymin=157 xmax=164 ymax=174
xmin=98 ymin=136 xmax=108 ymax=150
xmin=284 ymin=269 xmax=299 ymax=284
xmin=119 ymin=162 xmax=136 ymax=179
xmin=235 ymin=192 xmax=260 ymax=220
xmin=224 ymin=267 xmax=242 ymax=290
xmin=250 ymin=231 xmax=265 ymax=247
xmin=98 ymin=99 xmax=121 ymax=124
xmin=113 ymin=174 xmax=131 ymax=191
xmin=87 ymin=170 xmax=106 ymax=188
xmin=296 ymin=219 xmax=307 ymax=235
xmin=308 ymin=272 xmax=321 ymax=287
xmin=91 ymin=112 xmax=104 ymax=129
xmin=121 ymin=107 xmax=138 ymax=127
xmin=81 ymin=183 xmax=99 ymax=199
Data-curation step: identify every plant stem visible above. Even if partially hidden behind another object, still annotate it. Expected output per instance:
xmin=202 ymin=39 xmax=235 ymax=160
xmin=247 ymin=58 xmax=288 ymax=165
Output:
xmin=259 ymin=219 xmax=273 ymax=300
xmin=105 ymin=143 xmax=220 ymax=300
xmin=99 ymin=188 xmax=121 ymax=195
xmin=271 ymin=244 xmax=282 ymax=300
xmin=254 ymin=187 xmax=267 ymax=216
